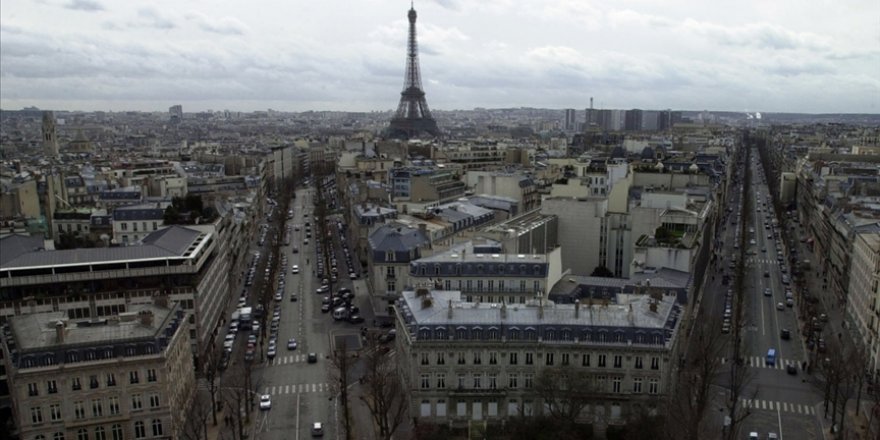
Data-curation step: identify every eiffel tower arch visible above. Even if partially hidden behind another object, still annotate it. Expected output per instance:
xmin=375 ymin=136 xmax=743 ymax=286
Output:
xmin=386 ymin=5 xmax=440 ymax=139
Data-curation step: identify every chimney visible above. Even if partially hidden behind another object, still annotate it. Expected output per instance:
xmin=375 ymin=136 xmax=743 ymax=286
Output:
xmin=139 ymin=309 xmax=154 ymax=327
xmin=88 ymin=295 xmax=98 ymax=319
xmin=500 ymin=301 xmax=507 ymax=320
xmin=575 ymin=299 xmax=580 ymax=319
xmin=538 ymin=297 xmax=544 ymax=320
xmin=154 ymin=294 xmax=169 ymax=309
xmin=447 ymin=299 xmax=453 ymax=319
xmin=55 ymin=321 xmax=65 ymax=343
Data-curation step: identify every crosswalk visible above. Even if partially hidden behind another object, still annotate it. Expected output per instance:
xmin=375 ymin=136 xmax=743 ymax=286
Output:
xmin=263 ymin=383 xmax=329 ymax=395
xmin=719 ymin=356 xmax=800 ymax=371
xmin=739 ymin=398 xmax=816 ymax=415
xmin=271 ymin=353 xmax=323 ymax=366
xmin=748 ymin=258 xmax=779 ymax=265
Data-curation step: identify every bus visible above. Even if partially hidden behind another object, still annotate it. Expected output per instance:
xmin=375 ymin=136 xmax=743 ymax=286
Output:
xmin=239 ymin=307 xmax=253 ymax=330
xmin=766 ymin=348 xmax=776 ymax=366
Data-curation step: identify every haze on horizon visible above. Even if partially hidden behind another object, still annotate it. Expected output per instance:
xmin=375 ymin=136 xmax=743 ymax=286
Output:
xmin=1 ymin=0 xmax=878 ymax=114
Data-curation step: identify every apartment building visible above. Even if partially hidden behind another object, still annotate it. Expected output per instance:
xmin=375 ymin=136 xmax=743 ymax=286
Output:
xmin=0 ymin=225 xmax=230 ymax=369
xmin=395 ymin=289 xmax=682 ymax=429
xmin=111 ymin=203 xmax=167 ymax=245
xmin=407 ymin=243 xmax=563 ymax=305
xmin=847 ymin=227 xmax=880 ymax=379
xmin=1 ymin=300 xmax=193 ymax=440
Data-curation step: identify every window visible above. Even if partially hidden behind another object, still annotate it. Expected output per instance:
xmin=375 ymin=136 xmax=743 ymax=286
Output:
xmin=94 ymin=427 xmax=106 ymax=440
xmin=651 ymin=357 xmax=660 ymax=370
xmin=436 ymin=353 xmax=445 ymax=365
xmin=146 ymin=369 xmax=157 ymax=382
xmin=437 ymin=374 xmax=446 ymax=389
xmin=152 ymin=222 xmax=158 ymax=230
xmin=612 ymin=377 xmax=622 ymax=393
xmin=598 ymin=354 xmax=607 ymax=367
xmin=489 ymin=352 xmax=498 ymax=365
xmin=456 ymin=328 xmax=468 ymax=340
xmin=111 ymin=424 xmax=123 ymax=440
xmin=92 ymin=399 xmax=103 ymax=417
xmin=76 ymin=429 xmax=88 ymax=440
xmin=613 ymin=355 xmax=622 ymax=368
xmin=420 ymin=374 xmax=430 ymax=389
xmin=473 ymin=352 xmax=482 ymax=365
xmin=152 ymin=419 xmax=164 ymax=436
xmin=47 ymin=380 xmax=58 ymax=394
xmin=634 ymin=357 xmax=644 ymax=369
xmin=633 ymin=378 xmax=643 ymax=394
xmin=149 ymin=394 xmax=160 ymax=408
xmin=562 ymin=353 xmax=570 ymax=366
xmin=106 ymin=373 xmax=116 ymax=387
xmin=487 ymin=328 xmax=499 ymax=340
xmin=49 ymin=403 xmax=62 ymax=421
xmin=89 ymin=375 xmax=99 ymax=389
xmin=508 ymin=328 xmax=520 ymax=340
xmin=488 ymin=373 xmax=497 ymax=389
xmin=583 ymin=353 xmax=591 ymax=367
xmin=71 ymin=377 xmax=82 ymax=391
xmin=525 ymin=353 xmax=533 ymax=365
xmin=130 ymin=371 xmax=139 ymax=384
xmin=133 ymin=222 xmax=138 ymax=232
xmin=121 ymin=223 xmax=128 ymax=231
xmin=420 ymin=353 xmax=429 ymax=365
xmin=54 ymin=434 xmax=65 ymax=440
xmin=545 ymin=352 xmax=555 ymax=366
xmin=31 ymin=406 xmax=43 ymax=424
xmin=131 ymin=394 xmax=143 ymax=410
xmin=457 ymin=352 xmax=465 ymax=365
xmin=141 ymin=222 xmax=147 ymax=232
xmin=509 ymin=352 xmax=518 ymax=365
xmin=649 ymin=379 xmax=659 ymax=394
xmin=524 ymin=374 xmax=534 ymax=389
xmin=508 ymin=373 xmax=518 ymax=389
xmin=473 ymin=374 xmax=482 ymax=389
xmin=74 ymin=401 xmax=85 ymax=419
xmin=109 ymin=397 xmax=120 ymax=416
xmin=134 ymin=421 xmax=145 ymax=439
xmin=28 ymin=383 xmax=39 ymax=396
xmin=457 ymin=374 xmax=466 ymax=389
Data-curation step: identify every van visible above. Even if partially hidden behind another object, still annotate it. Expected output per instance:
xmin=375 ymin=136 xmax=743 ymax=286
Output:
xmin=332 ymin=307 xmax=349 ymax=321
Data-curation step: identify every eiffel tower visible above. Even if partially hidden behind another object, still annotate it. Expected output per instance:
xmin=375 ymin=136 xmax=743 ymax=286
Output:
xmin=386 ymin=4 xmax=440 ymax=139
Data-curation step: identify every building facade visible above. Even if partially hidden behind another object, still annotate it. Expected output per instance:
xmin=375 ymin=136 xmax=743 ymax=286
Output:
xmin=395 ymin=290 xmax=682 ymax=429
xmin=1 ymin=300 xmax=194 ymax=440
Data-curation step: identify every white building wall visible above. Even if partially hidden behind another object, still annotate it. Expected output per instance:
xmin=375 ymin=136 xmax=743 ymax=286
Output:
xmin=847 ymin=232 xmax=880 ymax=377
xmin=541 ymin=198 xmax=606 ymax=276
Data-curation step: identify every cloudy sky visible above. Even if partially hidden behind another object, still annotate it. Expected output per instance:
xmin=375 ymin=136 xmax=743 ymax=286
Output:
xmin=1 ymin=0 xmax=878 ymax=113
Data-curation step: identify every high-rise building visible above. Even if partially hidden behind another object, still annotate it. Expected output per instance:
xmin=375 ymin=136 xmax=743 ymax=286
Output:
xmin=564 ymin=109 xmax=577 ymax=131
xmin=42 ymin=111 xmax=59 ymax=157
xmin=624 ymin=109 xmax=643 ymax=131
xmin=387 ymin=5 xmax=440 ymax=139
xmin=169 ymin=105 xmax=183 ymax=124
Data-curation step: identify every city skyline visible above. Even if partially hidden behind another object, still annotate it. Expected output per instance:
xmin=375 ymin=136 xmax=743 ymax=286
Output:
xmin=1 ymin=0 xmax=878 ymax=114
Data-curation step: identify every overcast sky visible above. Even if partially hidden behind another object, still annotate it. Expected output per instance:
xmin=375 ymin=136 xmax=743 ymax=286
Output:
xmin=1 ymin=0 xmax=878 ymax=113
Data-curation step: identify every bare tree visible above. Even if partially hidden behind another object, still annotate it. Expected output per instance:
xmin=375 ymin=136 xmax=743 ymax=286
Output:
xmin=203 ymin=352 xmax=221 ymax=427
xmin=222 ymin=365 xmax=250 ymax=440
xmin=359 ymin=337 xmax=408 ymax=440
xmin=330 ymin=340 xmax=353 ymax=440
xmin=182 ymin=390 xmax=213 ymax=440
xmin=533 ymin=365 xmax=595 ymax=423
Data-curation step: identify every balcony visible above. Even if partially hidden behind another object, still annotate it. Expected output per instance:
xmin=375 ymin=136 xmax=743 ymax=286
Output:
xmin=448 ymin=386 xmax=508 ymax=397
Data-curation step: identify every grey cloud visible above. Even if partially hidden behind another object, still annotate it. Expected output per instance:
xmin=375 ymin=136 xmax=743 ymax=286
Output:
xmin=65 ymin=0 xmax=104 ymax=12
xmin=134 ymin=7 xmax=176 ymax=29
xmin=427 ymin=0 xmax=459 ymax=10
xmin=682 ymin=19 xmax=830 ymax=51
xmin=186 ymin=12 xmax=248 ymax=35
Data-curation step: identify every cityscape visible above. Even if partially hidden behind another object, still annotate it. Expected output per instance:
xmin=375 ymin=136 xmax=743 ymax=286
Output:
xmin=1 ymin=1 xmax=880 ymax=440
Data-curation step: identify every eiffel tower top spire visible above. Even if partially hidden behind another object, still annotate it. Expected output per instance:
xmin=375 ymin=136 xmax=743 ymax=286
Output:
xmin=387 ymin=3 xmax=440 ymax=139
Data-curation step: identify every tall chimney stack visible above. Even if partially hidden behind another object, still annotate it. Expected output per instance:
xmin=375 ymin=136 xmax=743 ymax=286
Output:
xmin=447 ymin=299 xmax=453 ymax=319
xmin=575 ymin=299 xmax=580 ymax=319
xmin=55 ymin=321 xmax=65 ymax=343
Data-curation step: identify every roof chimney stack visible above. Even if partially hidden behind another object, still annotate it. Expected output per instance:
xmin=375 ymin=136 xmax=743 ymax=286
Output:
xmin=139 ymin=309 xmax=154 ymax=327
xmin=575 ymin=299 xmax=580 ymax=319
xmin=55 ymin=321 xmax=65 ymax=343
xmin=447 ymin=299 xmax=453 ymax=319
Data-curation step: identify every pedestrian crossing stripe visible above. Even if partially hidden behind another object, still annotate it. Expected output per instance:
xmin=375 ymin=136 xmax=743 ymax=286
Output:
xmin=747 ymin=258 xmax=779 ymax=265
xmin=739 ymin=399 xmax=816 ymax=415
xmin=263 ymin=383 xmax=329 ymax=395
xmin=271 ymin=353 xmax=324 ymax=366
xmin=718 ymin=356 xmax=801 ymax=371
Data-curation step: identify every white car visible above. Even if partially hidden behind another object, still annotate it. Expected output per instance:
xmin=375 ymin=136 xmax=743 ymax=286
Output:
xmin=259 ymin=394 xmax=272 ymax=410
xmin=292 ymin=265 xmax=300 ymax=274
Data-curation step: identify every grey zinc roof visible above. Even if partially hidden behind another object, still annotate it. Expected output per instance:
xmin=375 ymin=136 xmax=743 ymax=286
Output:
xmin=9 ymin=304 xmax=174 ymax=351
xmin=401 ymin=290 xmax=675 ymax=329
xmin=368 ymin=225 xmax=429 ymax=252
xmin=0 ymin=235 xmax=45 ymax=266
xmin=1 ymin=226 xmax=204 ymax=269
xmin=112 ymin=204 xmax=165 ymax=221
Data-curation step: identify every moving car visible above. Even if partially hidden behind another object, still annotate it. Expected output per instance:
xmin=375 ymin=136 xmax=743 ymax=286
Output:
xmin=311 ymin=422 xmax=324 ymax=437
xmin=287 ymin=338 xmax=298 ymax=350
xmin=259 ymin=394 xmax=272 ymax=410
xmin=308 ymin=353 xmax=318 ymax=363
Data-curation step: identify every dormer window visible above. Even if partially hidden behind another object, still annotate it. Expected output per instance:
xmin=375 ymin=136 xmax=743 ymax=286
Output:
xmin=386 ymin=251 xmax=395 ymax=262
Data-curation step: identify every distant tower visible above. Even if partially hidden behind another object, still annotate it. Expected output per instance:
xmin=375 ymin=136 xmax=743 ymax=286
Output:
xmin=42 ymin=111 xmax=59 ymax=157
xmin=386 ymin=4 xmax=440 ymax=139
xmin=169 ymin=105 xmax=183 ymax=124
